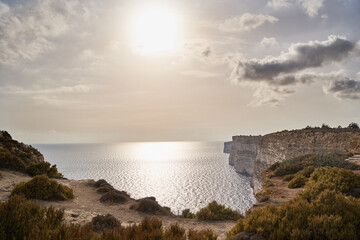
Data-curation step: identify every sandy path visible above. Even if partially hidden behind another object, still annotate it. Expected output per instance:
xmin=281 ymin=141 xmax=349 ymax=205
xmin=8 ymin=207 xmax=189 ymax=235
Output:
xmin=0 ymin=170 xmax=236 ymax=239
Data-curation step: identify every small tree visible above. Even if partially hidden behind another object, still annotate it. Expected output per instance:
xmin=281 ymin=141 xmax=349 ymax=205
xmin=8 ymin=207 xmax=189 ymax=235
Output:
xmin=321 ymin=124 xmax=331 ymax=129
xmin=348 ymin=122 xmax=359 ymax=129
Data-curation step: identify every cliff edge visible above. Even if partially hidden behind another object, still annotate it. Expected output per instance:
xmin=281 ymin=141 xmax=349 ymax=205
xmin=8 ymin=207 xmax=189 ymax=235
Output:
xmin=228 ymin=129 xmax=360 ymax=193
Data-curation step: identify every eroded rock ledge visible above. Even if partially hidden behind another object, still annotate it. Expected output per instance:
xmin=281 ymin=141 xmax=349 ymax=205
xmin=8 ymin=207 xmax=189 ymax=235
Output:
xmin=226 ymin=129 xmax=360 ymax=193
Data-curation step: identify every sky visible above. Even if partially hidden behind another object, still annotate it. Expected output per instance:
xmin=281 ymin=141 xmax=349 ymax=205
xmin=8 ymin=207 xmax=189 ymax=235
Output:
xmin=0 ymin=0 xmax=359 ymax=143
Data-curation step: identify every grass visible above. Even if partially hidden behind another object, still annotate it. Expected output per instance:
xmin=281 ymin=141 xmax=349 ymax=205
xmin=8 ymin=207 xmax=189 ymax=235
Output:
xmin=11 ymin=175 xmax=74 ymax=200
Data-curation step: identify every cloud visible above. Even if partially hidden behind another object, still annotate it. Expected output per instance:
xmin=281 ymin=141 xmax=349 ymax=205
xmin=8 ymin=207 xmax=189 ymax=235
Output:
xmin=231 ymin=35 xmax=355 ymax=85
xmin=0 ymin=2 xmax=9 ymax=16
xmin=267 ymin=0 xmax=291 ymax=9
xmin=0 ymin=0 xmax=89 ymax=65
xmin=0 ymin=84 xmax=91 ymax=105
xmin=299 ymin=0 xmax=325 ymax=17
xmin=218 ymin=13 xmax=278 ymax=32
xmin=260 ymin=37 xmax=279 ymax=47
xmin=267 ymin=0 xmax=325 ymax=17
xmin=323 ymin=78 xmax=360 ymax=100
xmin=181 ymin=70 xmax=218 ymax=78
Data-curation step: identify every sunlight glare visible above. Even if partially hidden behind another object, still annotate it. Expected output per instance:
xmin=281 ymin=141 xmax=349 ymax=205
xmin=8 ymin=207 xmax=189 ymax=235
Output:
xmin=133 ymin=8 xmax=180 ymax=54
xmin=136 ymin=142 xmax=181 ymax=161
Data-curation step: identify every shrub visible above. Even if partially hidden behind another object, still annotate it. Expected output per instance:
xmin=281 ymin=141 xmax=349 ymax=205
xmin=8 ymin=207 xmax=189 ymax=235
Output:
xmin=283 ymin=174 xmax=294 ymax=181
xmin=188 ymin=229 xmax=218 ymax=240
xmin=0 ymin=195 xmax=64 ymax=240
xmin=164 ymin=223 xmax=186 ymax=240
xmin=300 ymin=167 xmax=360 ymax=201
xmin=196 ymin=201 xmax=242 ymax=221
xmin=27 ymin=161 xmax=63 ymax=178
xmin=226 ymin=167 xmax=360 ymax=240
xmin=0 ymin=171 xmax=2 ymax=178
xmin=182 ymin=208 xmax=195 ymax=218
xmin=91 ymin=214 xmax=120 ymax=233
xmin=348 ymin=122 xmax=359 ymax=129
xmin=100 ymin=190 xmax=128 ymax=204
xmin=93 ymin=179 xmax=114 ymax=189
xmin=131 ymin=198 xmax=166 ymax=214
xmin=271 ymin=154 xmax=359 ymax=177
xmin=287 ymin=175 xmax=307 ymax=188
xmin=11 ymin=175 xmax=74 ymax=200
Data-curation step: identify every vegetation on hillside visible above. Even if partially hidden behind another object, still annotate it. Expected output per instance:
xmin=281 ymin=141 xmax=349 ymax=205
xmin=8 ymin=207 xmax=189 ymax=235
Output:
xmin=27 ymin=161 xmax=63 ymax=178
xmin=182 ymin=201 xmax=242 ymax=221
xmin=303 ymin=122 xmax=359 ymax=130
xmin=11 ymin=175 xmax=74 ymax=200
xmin=227 ymin=166 xmax=360 ymax=240
xmin=0 ymin=130 xmax=44 ymax=172
xmin=0 ymin=195 xmax=218 ymax=240
xmin=269 ymin=153 xmax=359 ymax=178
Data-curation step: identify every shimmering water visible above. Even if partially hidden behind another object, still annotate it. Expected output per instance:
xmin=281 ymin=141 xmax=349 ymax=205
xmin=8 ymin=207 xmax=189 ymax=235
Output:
xmin=34 ymin=142 xmax=256 ymax=214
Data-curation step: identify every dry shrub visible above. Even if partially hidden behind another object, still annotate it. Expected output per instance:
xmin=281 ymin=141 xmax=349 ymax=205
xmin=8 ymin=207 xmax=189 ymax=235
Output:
xmin=100 ymin=190 xmax=128 ymax=204
xmin=188 ymin=229 xmax=218 ymax=240
xmin=131 ymin=198 xmax=172 ymax=215
xmin=91 ymin=214 xmax=120 ymax=233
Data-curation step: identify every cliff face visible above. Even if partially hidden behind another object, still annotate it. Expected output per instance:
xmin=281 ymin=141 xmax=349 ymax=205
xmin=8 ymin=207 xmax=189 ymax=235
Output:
xmin=228 ymin=129 xmax=360 ymax=193
xmin=0 ymin=130 xmax=44 ymax=172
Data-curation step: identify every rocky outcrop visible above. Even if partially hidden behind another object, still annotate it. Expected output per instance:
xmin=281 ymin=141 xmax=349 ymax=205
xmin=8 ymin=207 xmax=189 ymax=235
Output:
xmin=228 ymin=129 xmax=360 ymax=193
xmin=224 ymin=141 xmax=233 ymax=154
xmin=0 ymin=130 xmax=44 ymax=172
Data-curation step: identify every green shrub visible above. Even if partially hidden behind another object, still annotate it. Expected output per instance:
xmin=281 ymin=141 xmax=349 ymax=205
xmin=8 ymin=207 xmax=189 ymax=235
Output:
xmin=27 ymin=161 xmax=63 ymax=178
xmin=0 ymin=195 xmax=64 ymax=240
xmin=226 ymin=167 xmax=360 ymax=240
xmin=287 ymin=175 xmax=307 ymax=188
xmin=271 ymin=154 xmax=359 ymax=177
xmin=283 ymin=174 xmax=294 ymax=181
xmin=196 ymin=201 xmax=242 ymax=221
xmin=182 ymin=208 xmax=195 ymax=218
xmin=11 ymin=175 xmax=74 ymax=200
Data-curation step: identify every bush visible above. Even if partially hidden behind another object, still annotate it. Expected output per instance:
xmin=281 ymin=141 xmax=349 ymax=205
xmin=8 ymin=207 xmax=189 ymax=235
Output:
xmin=188 ymin=229 xmax=218 ymax=240
xmin=196 ymin=201 xmax=242 ymax=221
xmin=131 ymin=198 xmax=166 ymax=214
xmin=287 ymin=175 xmax=307 ymax=188
xmin=0 ymin=171 xmax=2 ymax=178
xmin=271 ymin=154 xmax=359 ymax=177
xmin=0 ymin=195 xmax=64 ymax=240
xmin=11 ymin=175 xmax=74 ymax=200
xmin=283 ymin=174 xmax=294 ymax=181
xmin=226 ymin=167 xmax=360 ymax=240
xmin=164 ymin=223 xmax=186 ymax=240
xmin=91 ymin=214 xmax=120 ymax=233
xmin=100 ymin=190 xmax=128 ymax=204
xmin=182 ymin=208 xmax=195 ymax=218
xmin=27 ymin=161 xmax=63 ymax=178
xmin=348 ymin=122 xmax=359 ymax=129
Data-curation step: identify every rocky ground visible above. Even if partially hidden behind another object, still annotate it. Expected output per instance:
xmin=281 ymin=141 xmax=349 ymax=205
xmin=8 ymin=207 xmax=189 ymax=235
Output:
xmin=0 ymin=170 xmax=236 ymax=240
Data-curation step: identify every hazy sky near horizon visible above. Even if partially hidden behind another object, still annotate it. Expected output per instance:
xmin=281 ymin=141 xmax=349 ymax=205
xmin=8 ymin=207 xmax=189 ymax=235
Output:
xmin=0 ymin=0 xmax=360 ymax=143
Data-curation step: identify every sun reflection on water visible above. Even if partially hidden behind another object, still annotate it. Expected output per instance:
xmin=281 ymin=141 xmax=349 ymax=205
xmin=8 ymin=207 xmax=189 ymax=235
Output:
xmin=131 ymin=142 xmax=182 ymax=161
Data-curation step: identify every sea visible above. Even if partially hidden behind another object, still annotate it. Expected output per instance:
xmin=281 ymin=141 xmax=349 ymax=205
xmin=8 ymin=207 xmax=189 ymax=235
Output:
xmin=34 ymin=142 xmax=256 ymax=214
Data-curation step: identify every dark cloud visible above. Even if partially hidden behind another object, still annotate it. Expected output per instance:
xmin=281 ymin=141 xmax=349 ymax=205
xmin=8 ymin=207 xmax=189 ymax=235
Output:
xmin=202 ymin=46 xmax=211 ymax=57
xmin=231 ymin=36 xmax=355 ymax=86
xmin=323 ymin=78 xmax=360 ymax=100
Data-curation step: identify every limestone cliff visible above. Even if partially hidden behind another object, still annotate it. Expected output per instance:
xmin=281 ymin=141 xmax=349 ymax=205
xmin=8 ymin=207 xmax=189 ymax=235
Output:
xmin=227 ymin=129 xmax=360 ymax=193
xmin=0 ymin=130 xmax=44 ymax=172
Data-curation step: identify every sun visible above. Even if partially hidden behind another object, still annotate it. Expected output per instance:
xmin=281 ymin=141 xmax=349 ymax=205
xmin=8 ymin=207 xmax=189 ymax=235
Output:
xmin=133 ymin=8 xmax=180 ymax=54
